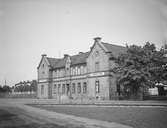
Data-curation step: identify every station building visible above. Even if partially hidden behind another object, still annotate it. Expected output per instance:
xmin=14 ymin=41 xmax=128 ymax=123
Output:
xmin=37 ymin=37 xmax=126 ymax=100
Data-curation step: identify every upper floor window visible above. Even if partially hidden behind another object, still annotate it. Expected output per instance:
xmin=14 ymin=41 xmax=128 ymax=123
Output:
xmin=77 ymin=83 xmax=81 ymax=93
xmin=70 ymin=67 xmax=73 ymax=75
xmin=95 ymin=51 xmax=99 ymax=57
xmin=78 ymin=67 xmax=81 ymax=75
xmin=84 ymin=66 xmax=87 ymax=74
xmin=57 ymin=70 xmax=59 ymax=77
xmin=95 ymin=62 xmax=100 ymax=71
xmin=83 ymin=82 xmax=87 ymax=93
xmin=76 ymin=67 xmax=78 ymax=75
xmin=73 ymin=68 xmax=75 ymax=75
xmin=42 ymin=64 xmax=44 ymax=68
xmin=80 ymin=66 xmax=83 ymax=74
xmin=95 ymin=80 xmax=100 ymax=93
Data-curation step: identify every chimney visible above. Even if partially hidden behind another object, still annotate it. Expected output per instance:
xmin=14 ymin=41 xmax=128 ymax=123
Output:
xmin=42 ymin=54 xmax=47 ymax=57
xmin=94 ymin=37 xmax=102 ymax=43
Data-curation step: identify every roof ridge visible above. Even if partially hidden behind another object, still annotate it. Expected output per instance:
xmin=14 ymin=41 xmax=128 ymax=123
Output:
xmin=47 ymin=57 xmax=61 ymax=59
xmin=102 ymin=42 xmax=126 ymax=48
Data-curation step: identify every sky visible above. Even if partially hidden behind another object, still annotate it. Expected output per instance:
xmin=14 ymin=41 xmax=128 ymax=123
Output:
xmin=0 ymin=0 xmax=167 ymax=86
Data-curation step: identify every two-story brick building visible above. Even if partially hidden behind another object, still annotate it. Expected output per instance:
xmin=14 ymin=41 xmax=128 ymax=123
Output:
xmin=37 ymin=37 xmax=126 ymax=100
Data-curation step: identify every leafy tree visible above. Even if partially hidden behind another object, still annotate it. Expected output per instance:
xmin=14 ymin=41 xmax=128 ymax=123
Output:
xmin=1 ymin=85 xmax=11 ymax=93
xmin=115 ymin=42 xmax=167 ymax=99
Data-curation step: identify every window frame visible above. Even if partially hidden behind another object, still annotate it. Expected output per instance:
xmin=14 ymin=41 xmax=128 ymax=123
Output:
xmin=72 ymin=83 xmax=75 ymax=94
xmin=95 ymin=80 xmax=100 ymax=93
xmin=41 ymin=85 xmax=44 ymax=95
xmin=77 ymin=83 xmax=81 ymax=93
xmin=95 ymin=62 xmax=100 ymax=71
xmin=83 ymin=82 xmax=87 ymax=93
xmin=62 ymin=84 xmax=65 ymax=94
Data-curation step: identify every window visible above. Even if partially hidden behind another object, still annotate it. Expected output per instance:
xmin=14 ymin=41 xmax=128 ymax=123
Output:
xmin=95 ymin=62 xmax=99 ymax=71
xmin=42 ymin=64 xmax=44 ymax=68
xmin=41 ymin=85 xmax=44 ymax=95
xmin=80 ymin=66 xmax=83 ymax=74
xmin=59 ymin=69 xmax=62 ymax=77
xmin=77 ymin=83 xmax=81 ymax=93
xmin=95 ymin=51 xmax=99 ymax=57
xmin=72 ymin=83 xmax=75 ymax=93
xmin=76 ymin=67 xmax=78 ymax=75
xmin=62 ymin=84 xmax=65 ymax=94
xmin=83 ymin=82 xmax=87 ymax=93
xmin=53 ymin=84 xmax=57 ymax=94
xmin=70 ymin=67 xmax=73 ymax=75
xmin=57 ymin=70 xmax=59 ymax=77
xmin=78 ymin=67 xmax=81 ymax=75
xmin=95 ymin=80 xmax=100 ymax=93
xmin=83 ymin=66 xmax=87 ymax=74
xmin=58 ymin=84 xmax=61 ymax=94
xmin=73 ymin=68 xmax=75 ymax=75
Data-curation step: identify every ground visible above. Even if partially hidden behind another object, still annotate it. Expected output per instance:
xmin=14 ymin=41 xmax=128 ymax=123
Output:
xmin=0 ymin=107 xmax=66 ymax=128
xmin=0 ymin=99 xmax=167 ymax=128
xmin=30 ymin=104 xmax=167 ymax=128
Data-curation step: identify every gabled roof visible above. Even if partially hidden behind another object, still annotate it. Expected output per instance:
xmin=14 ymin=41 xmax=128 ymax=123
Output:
xmin=42 ymin=41 xmax=126 ymax=70
xmin=71 ymin=52 xmax=89 ymax=65
xmin=101 ymin=42 xmax=127 ymax=57
xmin=47 ymin=57 xmax=61 ymax=68
xmin=46 ymin=52 xmax=89 ymax=69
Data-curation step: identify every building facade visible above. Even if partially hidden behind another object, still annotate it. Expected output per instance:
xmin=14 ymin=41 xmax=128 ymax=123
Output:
xmin=37 ymin=37 xmax=126 ymax=100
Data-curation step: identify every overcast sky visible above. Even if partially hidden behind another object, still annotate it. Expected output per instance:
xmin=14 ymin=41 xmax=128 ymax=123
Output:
xmin=0 ymin=0 xmax=167 ymax=86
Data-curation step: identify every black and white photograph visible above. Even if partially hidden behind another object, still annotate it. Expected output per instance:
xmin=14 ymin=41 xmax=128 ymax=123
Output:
xmin=0 ymin=0 xmax=167 ymax=128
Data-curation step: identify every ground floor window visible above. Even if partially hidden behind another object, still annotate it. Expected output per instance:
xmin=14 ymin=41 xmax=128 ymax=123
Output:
xmin=62 ymin=84 xmax=65 ymax=94
xmin=53 ymin=84 xmax=57 ymax=94
xmin=58 ymin=84 xmax=61 ymax=94
xmin=72 ymin=83 xmax=75 ymax=93
xmin=41 ymin=85 xmax=44 ymax=95
xmin=83 ymin=82 xmax=87 ymax=93
xmin=77 ymin=83 xmax=81 ymax=93
xmin=95 ymin=80 xmax=100 ymax=93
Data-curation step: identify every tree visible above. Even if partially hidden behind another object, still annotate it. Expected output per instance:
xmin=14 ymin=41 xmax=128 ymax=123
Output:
xmin=115 ymin=42 xmax=167 ymax=99
xmin=2 ymin=85 xmax=11 ymax=93
xmin=115 ymin=44 xmax=150 ymax=99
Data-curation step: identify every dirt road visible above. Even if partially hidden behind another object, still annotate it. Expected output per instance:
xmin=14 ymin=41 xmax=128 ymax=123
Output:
xmin=0 ymin=99 xmax=133 ymax=128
